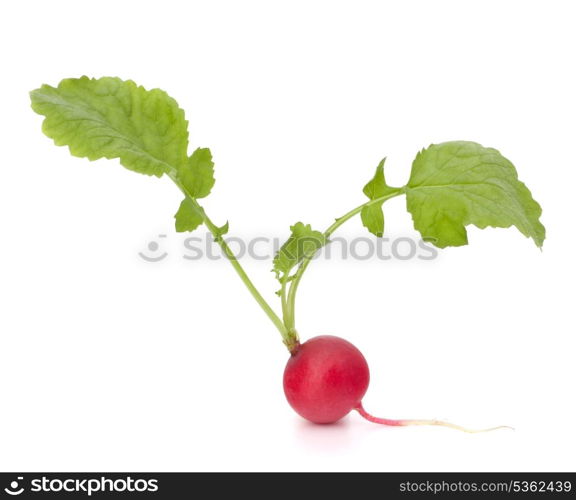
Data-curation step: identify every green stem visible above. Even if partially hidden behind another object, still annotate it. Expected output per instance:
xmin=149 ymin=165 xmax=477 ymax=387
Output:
xmin=203 ymin=213 xmax=289 ymax=338
xmin=280 ymin=279 xmax=289 ymax=325
xmin=168 ymin=173 xmax=290 ymax=346
xmin=285 ymin=189 xmax=404 ymax=330
xmin=279 ymin=276 xmax=298 ymax=348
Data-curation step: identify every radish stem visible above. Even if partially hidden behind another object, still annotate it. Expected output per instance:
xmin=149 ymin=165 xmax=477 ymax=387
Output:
xmin=285 ymin=189 xmax=404 ymax=332
xmin=168 ymin=172 xmax=291 ymax=344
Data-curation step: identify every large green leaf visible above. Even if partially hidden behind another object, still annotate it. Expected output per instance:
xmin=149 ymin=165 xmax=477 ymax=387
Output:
xmin=30 ymin=76 xmax=189 ymax=176
xmin=405 ymin=141 xmax=545 ymax=248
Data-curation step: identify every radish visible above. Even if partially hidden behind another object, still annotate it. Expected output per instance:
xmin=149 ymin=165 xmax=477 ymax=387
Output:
xmin=284 ymin=336 xmax=370 ymax=424
xmin=30 ymin=77 xmax=545 ymax=431
xmin=284 ymin=336 xmax=510 ymax=432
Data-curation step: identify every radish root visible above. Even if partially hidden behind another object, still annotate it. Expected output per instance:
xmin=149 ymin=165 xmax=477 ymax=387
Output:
xmin=355 ymin=402 xmax=513 ymax=433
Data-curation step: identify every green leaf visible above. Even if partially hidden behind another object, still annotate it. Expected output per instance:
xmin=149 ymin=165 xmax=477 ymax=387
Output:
xmin=405 ymin=141 xmax=545 ymax=248
xmin=360 ymin=158 xmax=397 ymax=237
xmin=361 ymin=204 xmax=385 ymax=237
xmin=30 ymin=76 xmax=189 ymax=176
xmin=213 ymin=221 xmax=229 ymax=242
xmin=180 ymin=148 xmax=215 ymax=198
xmin=175 ymin=198 xmax=204 ymax=232
xmin=273 ymin=222 xmax=327 ymax=277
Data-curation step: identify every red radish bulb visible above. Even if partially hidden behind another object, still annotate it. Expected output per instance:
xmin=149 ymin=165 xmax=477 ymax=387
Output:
xmin=283 ymin=335 xmax=369 ymax=424
xmin=283 ymin=335 xmax=511 ymax=432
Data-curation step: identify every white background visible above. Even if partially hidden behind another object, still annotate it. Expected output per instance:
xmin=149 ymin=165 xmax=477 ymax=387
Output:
xmin=1 ymin=0 xmax=574 ymax=472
